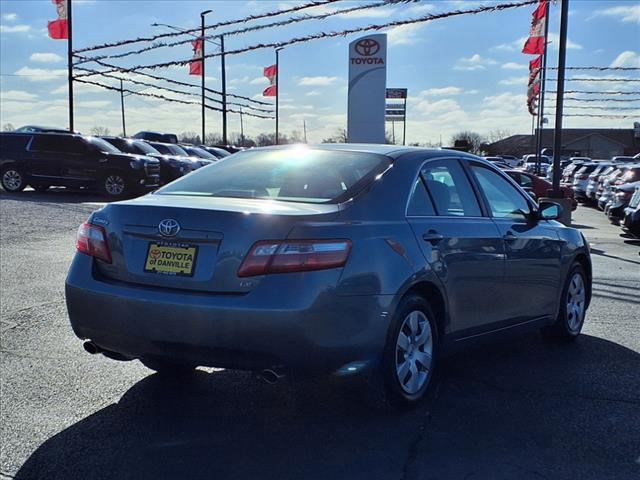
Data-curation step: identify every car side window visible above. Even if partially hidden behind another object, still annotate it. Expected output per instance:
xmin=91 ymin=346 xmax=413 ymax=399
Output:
xmin=518 ymin=173 xmax=534 ymax=188
xmin=470 ymin=164 xmax=531 ymax=219
xmin=420 ymin=161 xmax=481 ymax=217
xmin=406 ymin=177 xmax=436 ymax=216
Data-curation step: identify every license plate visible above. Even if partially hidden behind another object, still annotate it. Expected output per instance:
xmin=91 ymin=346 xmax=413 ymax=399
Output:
xmin=144 ymin=242 xmax=198 ymax=276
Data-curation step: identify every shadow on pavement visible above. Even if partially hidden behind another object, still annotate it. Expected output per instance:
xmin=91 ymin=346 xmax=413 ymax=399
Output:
xmin=590 ymin=247 xmax=640 ymax=266
xmin=15 ymin=334 xmax=640 ymax=480
xmin=1 ymin=188 xmax=120 ymax=205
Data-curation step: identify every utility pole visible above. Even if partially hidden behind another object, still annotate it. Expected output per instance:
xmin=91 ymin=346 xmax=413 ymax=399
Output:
xmin=552 ymin=0 xmax=569 ymax=198
xmin=392 ymin=120 xmax=395 ymax=144
xmin=221 ymin=35 xmax=227 ymax=145
xmin=534 ymin=0 xmax=550 ymax=175
xmin=239 ymin=106 xmax=245 ymax=147
xmin=303 ymin=120 xmax=307 ymax=143
xmin=275 ymin=47 xmax=284 ymax=145
xmin=402 ymin=95 xmax=407 ymax=146
xmin=67 ymin=0 xmax=74 ymax=132
xmin=119 ymin=79 xmax=126 ymax=136
xmin=200 ymin=9 xmax=212 ymax=145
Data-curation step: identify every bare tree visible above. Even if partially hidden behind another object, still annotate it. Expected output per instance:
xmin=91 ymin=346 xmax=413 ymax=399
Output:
xmin=487 ymin=129 xmax=513 ymax=144
xmin=90 ymin=126 xmax=110 ymax=136
xmin=321 ymin=128 xmax=347 ymax=143
xmin=2 ymin=123 xmax=15 ymax=132
xmin=450 ymin=131 xmax=486 ymax=154
xmin=179 ymin=131 xmax=201 ymax=144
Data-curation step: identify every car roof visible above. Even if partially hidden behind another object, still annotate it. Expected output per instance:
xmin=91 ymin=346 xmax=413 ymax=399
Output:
xmin=255 ymin=143 xmax=479 ymax=161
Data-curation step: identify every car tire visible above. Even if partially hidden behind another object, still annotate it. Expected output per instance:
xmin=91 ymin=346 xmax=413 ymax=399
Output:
xmin=541 ymin=262 xmax=588 ymax=342
xmin=1 ymin=166 xmax=26 ymax=192
xmin=31 ymin=184 xmax=50 ymax=192
xmin=101 ymin=171 xmax=131 ymax=198
xmin=140 ymin=357 xmax=197 ymax=377
xmin=379 ymin=294 xmax=439 ymax=409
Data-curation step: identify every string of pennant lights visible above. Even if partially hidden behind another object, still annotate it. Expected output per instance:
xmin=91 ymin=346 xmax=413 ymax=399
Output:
xmin=73 ymin=0 xmax=341 ymax=54
xmin=73 ymin=0 xmax=537 ymax=78
xmin=74 ymin=66 xmax=274 ymax=114
xmin=72 ymin=1 xmax=411 ymax=65
xmin=74 ymin=77 xmax=274 ymax=119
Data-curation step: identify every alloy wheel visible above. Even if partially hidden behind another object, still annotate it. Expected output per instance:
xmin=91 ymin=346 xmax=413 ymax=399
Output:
xmin=104 ymin=175 xmax=125 ymax=196
xmin=566 ymin=272 xmax=586 ymax=332
xmin=395 ymin=310 xmax=433 ymax=395
xmin=2 ymin=170 xmax=23 ymax=191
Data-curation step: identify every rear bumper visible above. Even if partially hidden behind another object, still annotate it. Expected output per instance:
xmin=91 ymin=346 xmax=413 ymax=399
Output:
xmin=65 ymin=254 xmax=392 ymax=376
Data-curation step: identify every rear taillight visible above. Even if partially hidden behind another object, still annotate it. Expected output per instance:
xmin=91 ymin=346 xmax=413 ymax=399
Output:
xmin=238 ymin=239 xmax=351 ymax=277
xmin=76 ymin=222 xmax=112 ymax=263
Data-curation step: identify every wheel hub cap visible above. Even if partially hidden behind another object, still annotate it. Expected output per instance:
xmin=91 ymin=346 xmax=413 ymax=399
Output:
xmin=566 ymin=273 xmax=585 ymax=332
xmin=395 ymin=310 xmax=433 ymax=395
xmin=105 ymin=175 xmax=125 ymax=195
xmin=3 ymin=170 xmax=22 ymax=190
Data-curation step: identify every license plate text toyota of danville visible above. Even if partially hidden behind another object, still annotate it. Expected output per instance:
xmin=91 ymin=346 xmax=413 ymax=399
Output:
xmin=144 ymin=242 xmax=198 ymax=276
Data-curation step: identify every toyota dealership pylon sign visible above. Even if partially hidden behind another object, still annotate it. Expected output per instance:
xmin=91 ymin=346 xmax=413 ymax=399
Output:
xmin=347 ymin=34 xmax=387 ymax=143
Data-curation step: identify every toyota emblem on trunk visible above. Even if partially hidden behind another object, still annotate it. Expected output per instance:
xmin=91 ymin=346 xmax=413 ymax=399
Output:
xmin=158 ymin=219 xmax=180 ymax=237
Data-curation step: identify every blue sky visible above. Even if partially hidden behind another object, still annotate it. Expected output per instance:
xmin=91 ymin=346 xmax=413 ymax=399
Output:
xmin=1 ymin=0 xmax=638 ymax=144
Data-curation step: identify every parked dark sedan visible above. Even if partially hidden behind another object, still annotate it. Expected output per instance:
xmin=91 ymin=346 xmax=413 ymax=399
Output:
xmin=622 ymin=184 xmax=640 ymax=237
xmin=66 ymin=145 xmax=592 ymax=407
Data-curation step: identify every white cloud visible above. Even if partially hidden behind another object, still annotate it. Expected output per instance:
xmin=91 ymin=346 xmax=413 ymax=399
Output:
xmin=305 ymin=90 xmax=322 ymax=97
xmin=298 ymin=76 xmax=339 ymax=86
xmin=30 ymin=53 xmax=64 ymax=63
xmin=249 ymin=76 xmax=268 ymax=85
xmin=0 ymin=90 xmax=38 ymax=101
xmin=0 ymin=24 xmax=30 ymax=33
xmin=494 ymin=34 xmax=582 ymax=53
xmin=76 ymin=100 xmax=112 ymax=108
xmin=387 ymin=23 xmax=425 ymax=46
xmin=454 ymin=54 xmax=498 ymax=71
xmin=591 ymin=5 xmax=640 ymax=24
xmin=14 ymin=66 xmax=67 ymax=82
xmin=499 ymin=76 xmax=528 ymax=86
xmin=610 ymin=50 xmax=640 ymax=68
xmin=2 ymin=13 xmax=17 ymax=21
xmin=420 ymin=86 xmax=464 ymax=96
xmin=501 ymin=62 xmax=527 ymax=70
xmin=407 ymin=4 xmax=436 ymax=15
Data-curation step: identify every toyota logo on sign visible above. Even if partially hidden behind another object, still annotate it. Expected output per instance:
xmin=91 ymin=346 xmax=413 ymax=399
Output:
xmin=355 ymin=38 xmax=380 ymax=56
xmin=158 ymin=219 xmax=180 ymax=237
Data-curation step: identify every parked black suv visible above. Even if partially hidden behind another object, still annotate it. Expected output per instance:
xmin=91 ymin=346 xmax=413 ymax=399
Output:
xmin=102 ymin=136 xmax=194 ymax=184
xmin=0 ymin=132 xmax=160 ymax=197
xmin=132 ymin=131 xmax=178 ymax=144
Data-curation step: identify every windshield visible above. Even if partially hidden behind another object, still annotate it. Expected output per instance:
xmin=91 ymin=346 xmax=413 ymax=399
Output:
xmin=152 ymin=143 xmax=188 ymax=156
xmin=156 ymin=147 xmax=390 ymax=203
xmin=87 ymin=137 xmax=121 ymax=154
xmin=186 ymin=146 xmax=216 ymax=160
xmin=131 ymin=141 xmax=160 ymax=155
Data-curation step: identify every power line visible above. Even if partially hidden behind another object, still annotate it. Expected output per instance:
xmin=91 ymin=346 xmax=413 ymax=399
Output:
xmin=74 ymin=78 xmax=274 ymax=119
xmin=547 ymin=78 xmax=640 ymax=82
xmin=549 ymin=113 xmax=639 ymax=119
xmin=73 ymin=0 xmax=341 ymax=54
xmin=547 ymin=90 xmax=640 ymax=95
xmin=559 ymin=105 xmax=640 ymax=111
xmin=74 ymin=1 xmax=405 ymax=65
xmin=548 ymin=66 xmax=640 ymax=71
xmin=72 ymin=0 xmax=537 ymax=77
xmin=553 ymin=96 xmax=640 ymax=102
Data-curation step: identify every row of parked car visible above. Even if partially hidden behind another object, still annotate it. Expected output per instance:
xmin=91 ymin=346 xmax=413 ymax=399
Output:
xmin=0 ymin=126 xmax=238 ymax=198
xmin=563 ymin=157 xmax=640 ymax=237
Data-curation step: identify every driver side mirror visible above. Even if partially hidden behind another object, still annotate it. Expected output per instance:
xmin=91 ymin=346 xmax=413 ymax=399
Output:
xmin=538 ymin=201 xmax=562 ymax=220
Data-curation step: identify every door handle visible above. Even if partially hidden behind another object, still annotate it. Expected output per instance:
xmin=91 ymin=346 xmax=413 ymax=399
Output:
xmin=423 ymin=231 xmax=444 ymax=245
xmin=503 ymin=232 xmax=518 ymax=242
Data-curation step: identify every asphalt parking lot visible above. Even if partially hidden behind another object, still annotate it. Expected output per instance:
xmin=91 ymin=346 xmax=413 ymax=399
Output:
xmin=1 ymin=189 xmax=639 ymax=480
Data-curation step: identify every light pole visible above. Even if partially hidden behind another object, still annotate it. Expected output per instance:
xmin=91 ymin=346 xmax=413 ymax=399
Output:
xmin=200 ymin=9 xmax=212 ymax=145
xmin=120 ymin=79 xmax=126 ymax=136
xmin=221 ymin=34 xmax=227 ymax=146
xmin=275 ymin=47 xmax=284 ymax=145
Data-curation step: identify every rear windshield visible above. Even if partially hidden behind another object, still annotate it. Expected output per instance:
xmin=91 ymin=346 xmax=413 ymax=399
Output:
xmin=185 ymin=146 xmax=216 ymax=160
xmin=156 ymin=147 xmax=390 ymax=203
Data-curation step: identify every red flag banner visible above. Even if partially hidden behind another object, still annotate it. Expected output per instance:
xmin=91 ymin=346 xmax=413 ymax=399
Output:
xmin=189 ymin=39 xmax=203 ymax=76
xmin=528 ymin=55 xmax=542 ymax=85
xmin=48 ymin=0 xmax=68 ymax=40
xmin=527 ymin=55 xmax=542 ymax=116
xmin=262 ymin=64 xmax=277 ymax=97
xmin=522 ymin=0 xmax=548 ymax=55
xmin=262 ymin=85 xmax=277 ymax=97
